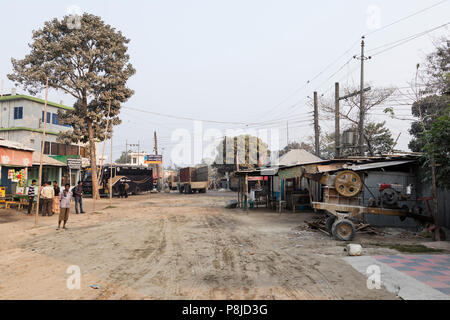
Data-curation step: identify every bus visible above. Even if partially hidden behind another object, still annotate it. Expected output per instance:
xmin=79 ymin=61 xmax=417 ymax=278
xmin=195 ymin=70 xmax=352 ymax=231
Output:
xmin=82 ymin=164 xmax=153 ymax=197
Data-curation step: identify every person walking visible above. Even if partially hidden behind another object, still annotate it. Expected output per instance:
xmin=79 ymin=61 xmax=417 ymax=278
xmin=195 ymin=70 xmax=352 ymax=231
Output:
xmin=73 ymin=181 xmax=85 ymax=214
xmin=52 ymin=181 xmax=60 ymax=215
xmin=57 ymin=183 xmax=72 ymax=230
xmin=27 ymin=179 xmax=37 ymax=215
xmin=40 ymin=181 xmax=54 ymax=216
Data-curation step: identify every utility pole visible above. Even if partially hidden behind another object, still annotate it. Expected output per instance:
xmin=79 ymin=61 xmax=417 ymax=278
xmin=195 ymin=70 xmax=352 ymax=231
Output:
xmin=154 ymin=131 xmax=160 ymax=190
xmin=335 ymin=82 xmax=340 ymax=158
xmin=286 ymin=121 xmax=289 ymax=151
xmin=125 ymin=140 xmax=128 ymax=164
xmin=354 ymin=36 xmax=371 ymax=156
xmin=313 ymin=91 xmax=320 ymax=157
xmin=35 ymin=77 xmax=49 ymax=227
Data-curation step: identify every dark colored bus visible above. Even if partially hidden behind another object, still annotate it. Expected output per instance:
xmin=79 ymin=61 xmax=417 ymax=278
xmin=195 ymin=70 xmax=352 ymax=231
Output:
xmin=82 ymin=164 xmax=153 ymax=197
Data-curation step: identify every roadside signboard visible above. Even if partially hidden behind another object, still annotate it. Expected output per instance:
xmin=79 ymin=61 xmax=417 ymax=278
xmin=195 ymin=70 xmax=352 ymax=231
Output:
xmin=145 ymin=155 xmax=162 ymax=164
xmin=67 ymin=157 xmax=82 ymax=170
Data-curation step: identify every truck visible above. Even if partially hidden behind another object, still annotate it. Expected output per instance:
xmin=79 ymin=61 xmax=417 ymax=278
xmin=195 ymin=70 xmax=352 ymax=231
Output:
xmin=178 ymin=166 xmax=209 ymax=194
xmin=82 ymin=164 xmax=153 ymax=197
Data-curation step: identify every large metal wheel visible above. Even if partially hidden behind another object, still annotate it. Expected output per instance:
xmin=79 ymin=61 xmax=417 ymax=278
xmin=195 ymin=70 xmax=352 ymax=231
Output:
xmin=331 ymin=219 xmax=355 ymax=241
xmin=334 ymin=170 xmax=362 ymax=197
xmin=381 ymin=187 xmax=398 ymax=206
xmin=325 ymin=215 xmax=336 ymax=233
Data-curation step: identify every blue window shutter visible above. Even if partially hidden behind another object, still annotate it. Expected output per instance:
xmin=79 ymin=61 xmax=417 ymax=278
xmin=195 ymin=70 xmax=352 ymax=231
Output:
xmin=13 ymin=106 xmax=23 ymax=119
xmin=47 ymin=112 xmax=51 ymax=123
xmin=52 ymin=114 xmax=58 ymax=124
xmin=42 ymin=111 xmax=44 ymax=122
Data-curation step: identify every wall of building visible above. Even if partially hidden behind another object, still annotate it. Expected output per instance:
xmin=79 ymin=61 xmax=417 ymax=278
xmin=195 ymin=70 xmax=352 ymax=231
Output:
xmin=0 ymin=98 xmax=70 ymax=133
xmin=0 ymin=129 xmax=59 ymax=151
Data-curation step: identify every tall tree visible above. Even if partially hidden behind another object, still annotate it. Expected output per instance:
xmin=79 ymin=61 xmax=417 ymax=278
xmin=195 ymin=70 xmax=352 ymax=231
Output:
xmin=423 ymin=109 xmax=450 ymax=189
xmin=408 ymin=39 xmax=449 ymax=240
xmin=363 ymin=121 xmax=395 ymax=156
xmin=8 ymin=14 xmax=135 ymax=199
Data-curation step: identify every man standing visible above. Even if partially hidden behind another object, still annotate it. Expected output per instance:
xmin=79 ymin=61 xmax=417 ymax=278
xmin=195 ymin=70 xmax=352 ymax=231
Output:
xmin=52 ymin=181 xmax=60 ymax=215
xmin=40 ymin=181 xmax=54 ymax=216
xmin=73 ymin=181 xmax=85 ymax=214
xmin=57 ymin=183 xmax=72 ymax=230
xmin=27 ymin=179 xmax=37 ymax=215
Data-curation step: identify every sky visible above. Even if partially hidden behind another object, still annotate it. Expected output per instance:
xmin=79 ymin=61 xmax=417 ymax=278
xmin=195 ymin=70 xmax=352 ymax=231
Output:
xmin=0 ymin=0 xmax=449 ymax=166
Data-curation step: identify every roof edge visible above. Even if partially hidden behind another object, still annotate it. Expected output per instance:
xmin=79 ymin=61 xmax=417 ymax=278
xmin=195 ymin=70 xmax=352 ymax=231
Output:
xmin=0 ymin=94 xmax=73 ymax=110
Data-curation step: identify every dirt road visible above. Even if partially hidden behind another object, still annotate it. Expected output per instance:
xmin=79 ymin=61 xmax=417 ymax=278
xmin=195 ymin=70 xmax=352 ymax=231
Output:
xmin=0 ymin=191 xmax=399 ymax=299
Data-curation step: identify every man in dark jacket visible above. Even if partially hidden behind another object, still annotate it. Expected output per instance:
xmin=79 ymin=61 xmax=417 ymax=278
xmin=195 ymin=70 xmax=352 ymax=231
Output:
xmin=72 ymin=181 xmax=85 ymax=214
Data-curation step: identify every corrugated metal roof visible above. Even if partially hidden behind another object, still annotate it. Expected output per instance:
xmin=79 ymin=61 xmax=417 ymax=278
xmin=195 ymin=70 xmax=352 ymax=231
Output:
xmin=32 ymin=152 xmax=66 ymax=166
xmin=347 ymin=160 xmax=416 ymax=171
xmin=0 ymin=139 xmax=34 ymax=151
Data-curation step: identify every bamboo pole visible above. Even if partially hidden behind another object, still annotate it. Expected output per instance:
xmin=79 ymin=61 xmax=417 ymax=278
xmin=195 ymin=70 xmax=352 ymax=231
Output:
xmin=94 ymin=100 xmax=112 ymax=211
xmin=110 ymin=122 xmax=113 ymax=206
xmin=35 ymin=77 xmax=49 ymax=227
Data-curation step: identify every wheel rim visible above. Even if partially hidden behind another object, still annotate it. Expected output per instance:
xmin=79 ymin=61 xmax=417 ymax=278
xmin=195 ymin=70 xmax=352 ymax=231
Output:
xmin=337 ymin=223 xmax=352 ymax=237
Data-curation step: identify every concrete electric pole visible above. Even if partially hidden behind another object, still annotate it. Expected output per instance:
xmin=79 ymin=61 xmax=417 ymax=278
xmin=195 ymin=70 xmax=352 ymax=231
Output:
xmin=354 ymin=36 xmax=371 ymax=156
xmin=313 ymin=91 xmax=320 ymax=157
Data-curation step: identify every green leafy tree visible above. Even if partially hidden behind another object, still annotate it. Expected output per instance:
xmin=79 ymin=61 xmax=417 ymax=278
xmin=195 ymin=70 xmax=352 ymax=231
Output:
xmin=115 ymin=151 xmax=132 ymax=164
xmin=8 ymin=14 xmax=135 ymax=199
xmin=408 ymin=94 xmax=449 ymax=152
xmin=423 ymin=109 xmax=450 ymax=189
xmin=363 ymin=121 xmax=395 ymax=156
xmin=407 ymin=39 xmax=450 ymax=240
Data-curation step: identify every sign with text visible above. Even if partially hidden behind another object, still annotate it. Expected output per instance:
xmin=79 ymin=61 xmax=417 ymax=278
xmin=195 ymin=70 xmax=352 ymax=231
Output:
xmin=67 ymin=158 xmax=82 ymax=170
xmin=144 ymin=155 xmax=162 ymax=164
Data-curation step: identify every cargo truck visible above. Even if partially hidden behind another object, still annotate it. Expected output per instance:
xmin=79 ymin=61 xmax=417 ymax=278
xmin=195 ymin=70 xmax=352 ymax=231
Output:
xmin=178 ymin=166 xmax=209 ymax=194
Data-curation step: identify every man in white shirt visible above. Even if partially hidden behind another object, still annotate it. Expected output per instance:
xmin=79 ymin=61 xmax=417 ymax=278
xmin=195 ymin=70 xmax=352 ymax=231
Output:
xmin=40 ymin=181 xmax=54 ymax=216
xmin=58 ymin=183 xmax=72 ymax=230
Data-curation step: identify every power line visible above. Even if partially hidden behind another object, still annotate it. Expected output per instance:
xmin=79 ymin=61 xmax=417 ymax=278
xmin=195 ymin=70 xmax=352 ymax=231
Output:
xmin=369 ymin=22 xmax=450 ymax=56
xmin=364 ymin=0 xmax=449 ymax=37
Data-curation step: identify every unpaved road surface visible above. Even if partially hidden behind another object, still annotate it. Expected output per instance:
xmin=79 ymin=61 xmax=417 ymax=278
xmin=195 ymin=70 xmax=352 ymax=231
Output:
xmin=0 ymin=192 xmax=399 ymax=299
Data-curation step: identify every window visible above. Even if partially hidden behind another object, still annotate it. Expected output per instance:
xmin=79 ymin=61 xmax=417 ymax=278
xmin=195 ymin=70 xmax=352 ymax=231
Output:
xmin=52 ymin=113 xmax=58 ymax=125
xmin=42 ymin=111 xmax=51 ymax=123
xmin=14 ymin=106 xmax=23 ymax=119
xmin=133 ymin=157 xmax=137 ymax=164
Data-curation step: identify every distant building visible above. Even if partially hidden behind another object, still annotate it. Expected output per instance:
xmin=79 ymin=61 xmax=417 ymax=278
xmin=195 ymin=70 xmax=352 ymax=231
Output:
xmin=128 ymin=152 xmax=148 ymax=165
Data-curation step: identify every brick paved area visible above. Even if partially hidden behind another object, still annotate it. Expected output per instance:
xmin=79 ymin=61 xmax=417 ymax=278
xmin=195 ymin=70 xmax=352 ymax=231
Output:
xmin=373 ymin=254 xmax=450 ymax=295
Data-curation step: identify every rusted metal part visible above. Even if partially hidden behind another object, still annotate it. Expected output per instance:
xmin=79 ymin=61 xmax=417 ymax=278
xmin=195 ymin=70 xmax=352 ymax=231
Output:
xmin=334 ymin=170 xmax=362 ymax=197
xmin=312 ymin=201 xmax=408 ymax=219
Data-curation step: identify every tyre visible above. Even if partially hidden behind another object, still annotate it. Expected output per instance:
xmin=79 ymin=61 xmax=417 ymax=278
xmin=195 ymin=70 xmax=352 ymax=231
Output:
xmin=331 ymin=219 xmax=355 ymax=241
xmin=179 ymin=186 xmax=184 ymax=193
xmin=325 ymin=215 xmax=336 ymax=233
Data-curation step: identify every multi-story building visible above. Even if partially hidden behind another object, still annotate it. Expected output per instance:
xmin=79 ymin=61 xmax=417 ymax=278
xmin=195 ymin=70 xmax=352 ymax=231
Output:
xmin=0 ymin=93 xmax=101 ymax=186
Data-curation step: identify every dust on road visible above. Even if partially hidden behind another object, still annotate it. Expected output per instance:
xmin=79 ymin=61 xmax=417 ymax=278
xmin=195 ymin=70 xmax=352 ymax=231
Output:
xmin=0 ymin=192 xmax=398 ymax=299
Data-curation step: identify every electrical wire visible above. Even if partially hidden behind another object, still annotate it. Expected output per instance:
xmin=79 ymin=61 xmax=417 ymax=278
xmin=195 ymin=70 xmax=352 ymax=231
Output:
xmin=364 ymin=0 xmax=449 ymax=37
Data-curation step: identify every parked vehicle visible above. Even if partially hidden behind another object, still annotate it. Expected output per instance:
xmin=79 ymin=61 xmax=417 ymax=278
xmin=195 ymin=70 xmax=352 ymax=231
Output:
xmin=82 ymin=164 xmax=153 ymax=196
xmin=168 ymin=172 xmax=179 ymax=190
xmin=178 ymin=166 xmax=209 ymax=194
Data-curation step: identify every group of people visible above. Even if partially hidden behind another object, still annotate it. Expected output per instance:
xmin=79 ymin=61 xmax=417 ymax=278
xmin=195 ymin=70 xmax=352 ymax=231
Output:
xmin=27 ymin=180 xmax=85 ymax=230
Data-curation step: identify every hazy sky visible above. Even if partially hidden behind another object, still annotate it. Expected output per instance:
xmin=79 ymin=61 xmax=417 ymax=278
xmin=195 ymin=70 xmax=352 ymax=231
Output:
xmin=0 ymin=0 xmax=449 ymax=165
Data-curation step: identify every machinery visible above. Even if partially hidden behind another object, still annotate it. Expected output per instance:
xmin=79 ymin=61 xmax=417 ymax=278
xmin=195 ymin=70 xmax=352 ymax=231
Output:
xmin=312 ymin=169 xmax=428 ymax=241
